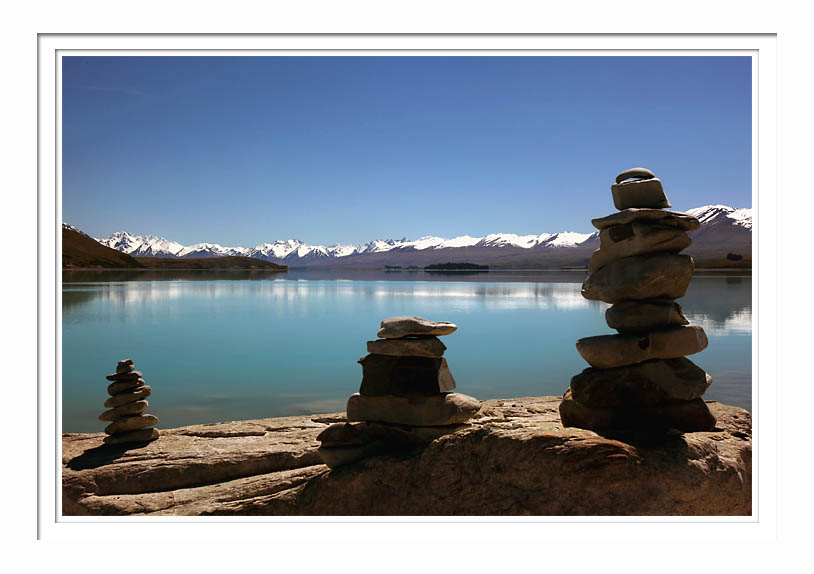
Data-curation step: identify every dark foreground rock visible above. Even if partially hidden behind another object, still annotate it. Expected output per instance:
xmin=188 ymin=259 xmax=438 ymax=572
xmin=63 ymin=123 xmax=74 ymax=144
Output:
xmin=62 ymin=396 xmax=751 ymax=516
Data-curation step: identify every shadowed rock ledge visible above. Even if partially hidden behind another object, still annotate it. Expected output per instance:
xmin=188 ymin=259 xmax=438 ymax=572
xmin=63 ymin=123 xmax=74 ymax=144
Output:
xmin=62 ymin=396 xmax=751 ymax=516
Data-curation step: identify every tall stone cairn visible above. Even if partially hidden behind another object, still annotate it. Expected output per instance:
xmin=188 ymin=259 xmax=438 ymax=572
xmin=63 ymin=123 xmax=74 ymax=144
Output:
xmin=100 ymin=359 xmax=160 ymax=445
xmin=317 ymin=316 xmax=481 ymax=468
xmin=559 ymin=167 xmax=717 ymax=432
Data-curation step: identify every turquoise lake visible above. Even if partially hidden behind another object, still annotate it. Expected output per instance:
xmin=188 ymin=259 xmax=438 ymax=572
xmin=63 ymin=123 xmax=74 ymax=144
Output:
xmin=61 ymin=270 xmax=752 ymax=432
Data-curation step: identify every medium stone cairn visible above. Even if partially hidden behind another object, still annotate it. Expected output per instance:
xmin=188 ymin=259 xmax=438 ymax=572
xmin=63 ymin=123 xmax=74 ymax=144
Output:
xmin=559 ymin=167 xmax=717 ymax=432
xmin=100 ymin=359 xmax=159 ymax=445
xmin=317 ymin=316 xmax=481 ymax=468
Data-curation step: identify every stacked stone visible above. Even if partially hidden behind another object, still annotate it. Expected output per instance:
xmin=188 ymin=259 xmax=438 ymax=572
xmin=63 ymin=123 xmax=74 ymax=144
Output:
xmin=559 ymin=167 xmax=716 ymax=432
xmin=100 ymin=359 xmax=160 ymax=445
xmin=317 ymin=316 xmax=481 ymax=468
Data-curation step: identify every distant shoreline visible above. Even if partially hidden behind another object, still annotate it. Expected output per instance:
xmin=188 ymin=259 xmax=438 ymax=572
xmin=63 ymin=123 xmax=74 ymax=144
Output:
xmin=62 ymin=266 xmax=751 ymax=276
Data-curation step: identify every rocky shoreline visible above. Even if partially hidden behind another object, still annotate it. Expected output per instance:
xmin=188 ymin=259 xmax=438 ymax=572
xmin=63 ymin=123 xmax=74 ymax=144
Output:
xmin=62 ymin=395 xmax=751 ymax=516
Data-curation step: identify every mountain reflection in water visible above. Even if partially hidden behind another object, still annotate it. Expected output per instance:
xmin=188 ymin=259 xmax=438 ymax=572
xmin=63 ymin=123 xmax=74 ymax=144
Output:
xmin=61 ymin=271 xmax=751 ymax=431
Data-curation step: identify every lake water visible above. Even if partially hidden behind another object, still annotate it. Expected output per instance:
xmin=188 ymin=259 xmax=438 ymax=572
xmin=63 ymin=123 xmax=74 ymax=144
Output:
xmin=61 ymin=270 xmax=752 ymax=432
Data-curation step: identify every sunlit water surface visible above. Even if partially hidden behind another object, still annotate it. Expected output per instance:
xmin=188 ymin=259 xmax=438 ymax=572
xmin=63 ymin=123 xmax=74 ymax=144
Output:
xmin=62 ymin=270 xmax=752 ymax=432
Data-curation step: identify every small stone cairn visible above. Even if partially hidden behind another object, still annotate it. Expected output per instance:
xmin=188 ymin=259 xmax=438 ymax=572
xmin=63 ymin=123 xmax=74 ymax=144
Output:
xmin=100 ymin=359 xmax=160 ymax=445
xmin=317 ymin=316 xmax=481 ymax=468
xmin=559 ymin=167 xmax=717 ymax=432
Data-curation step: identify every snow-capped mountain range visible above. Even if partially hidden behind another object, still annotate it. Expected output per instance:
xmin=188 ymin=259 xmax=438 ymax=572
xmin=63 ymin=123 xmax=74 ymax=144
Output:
xmin=94 ymin=230 xmax=599 ymax=262
xmin=685 ymin=205 xmax=752 ymax=229
xmin=75 ymin=204 xmax=751 ymax=267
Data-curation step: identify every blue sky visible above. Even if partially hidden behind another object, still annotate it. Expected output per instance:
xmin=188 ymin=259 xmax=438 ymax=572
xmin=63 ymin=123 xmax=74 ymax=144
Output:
xmin=62 ymin=56 xmax=751 ymax=246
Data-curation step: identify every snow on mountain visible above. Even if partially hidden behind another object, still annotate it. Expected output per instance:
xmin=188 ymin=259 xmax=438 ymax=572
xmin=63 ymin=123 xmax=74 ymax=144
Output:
xmin=175 ymin=242 xmax=250 ymax=258
xmin=62 ymin=222 xmax=90 ymax=237
xmin=292 ymin=243 xmax=328 ymax=259
xmin=249 ymin=239 xmax=307 ymax=260
xmin=357 ymin=239 xmax=403 ymax=254
xmin=247 ymin=239 xmax=361 ymax=261
xmin=539 ymin=232 xmax=597 ymax=248
xmin=326 ymin=244 xmax=359 ymax=257
xmin=685 ymin=205 xmax=753 ymax=230
xmin=93 ymin=204 xmax=749 ymax=265
xmin=94 ymin=228 xmax=598 ymax=261
xmin=440 ymin=235 xmax=481 ymax=248
xmin=472 ymin=231 xmax=595 ymax=249
xmin=477 ymin=233 xmax=545 ymax=249
xmin=728 ymin=209 xmax=752 ymax=228
xmin=402 ymin=236 xmax=447 ymax=250
xmin=96 ymin=230 xmax=186 ymax=257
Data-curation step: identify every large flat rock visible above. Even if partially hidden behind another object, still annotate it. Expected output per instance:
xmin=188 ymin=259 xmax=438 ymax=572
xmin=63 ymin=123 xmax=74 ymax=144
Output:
xmin=62 ymin=396 xmax=751 ymax=516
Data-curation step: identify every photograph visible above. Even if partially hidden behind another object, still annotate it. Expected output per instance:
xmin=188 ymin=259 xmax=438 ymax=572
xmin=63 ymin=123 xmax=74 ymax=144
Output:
xmin=59 ymin=53 xmax=753 ymax=517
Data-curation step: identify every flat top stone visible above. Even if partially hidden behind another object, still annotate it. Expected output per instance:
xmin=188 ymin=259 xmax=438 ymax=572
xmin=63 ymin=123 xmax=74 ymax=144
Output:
xmin=377 ymin=316 xmax=457 ymax=339
xmin=615 ymin=167 xmax=656 ymax=184
xmin=591 ymin=209 xmax=700 ymax=231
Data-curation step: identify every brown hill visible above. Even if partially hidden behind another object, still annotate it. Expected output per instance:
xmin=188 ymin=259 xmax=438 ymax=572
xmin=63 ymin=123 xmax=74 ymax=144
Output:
xmin=62 ymin=226 xmax=286 ymax=271
xmin=62 ymin=227 xmax=145 ymax=269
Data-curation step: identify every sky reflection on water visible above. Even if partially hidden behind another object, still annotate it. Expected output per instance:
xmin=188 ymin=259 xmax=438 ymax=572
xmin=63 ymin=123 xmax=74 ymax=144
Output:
xmin=62 ymin=273 xmax=752 ymax=432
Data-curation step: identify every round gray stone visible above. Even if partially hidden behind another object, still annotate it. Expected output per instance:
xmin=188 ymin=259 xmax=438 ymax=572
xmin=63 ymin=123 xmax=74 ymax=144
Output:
xmin=103 ymin=427 xmax=160 ymax=445
xmin=591 ymin=209 xmax=700 ymax=231
xmin=615 ymin=167 xmax=656 ymax=184
xmin=104 ymin=414 xmax=159 ymax=435
xmin=611 ymin=178 xmax=671 ymax=210
xmin=116 ymin=359 xmax=135 ymax=374
xmin=104 ymin=385 xmax=152 ymax=408
xmin=576 ymin=325 xmax=708 ymax=369
xmin=366 ymin=336 xmax=447 ymax=358
xmin=589 ymin=222 xmax=691 ymax=273
xmin=99 ymin=400 xmax=149 ymax=422
xmin=346 ymin=392 xmax=480 ymax=426
xmin=559 ymin=388 xmax=716 ymax=432
xmin=569 ymin=358 xmax=712 ymax=408
xmin=581 ymin=253 xmax=694 ymax=303
xmin=107 ymin=378 xmax=145 ymax=396
xmin=605 ymin=300 xmax=689 ymax=334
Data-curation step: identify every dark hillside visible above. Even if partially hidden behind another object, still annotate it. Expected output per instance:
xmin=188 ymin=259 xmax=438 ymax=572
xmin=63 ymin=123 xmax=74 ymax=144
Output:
xmin=62 ymin=227 xmax=145 ymax=269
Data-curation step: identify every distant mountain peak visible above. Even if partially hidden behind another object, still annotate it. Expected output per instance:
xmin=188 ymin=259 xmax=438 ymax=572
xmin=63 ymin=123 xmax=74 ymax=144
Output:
xmin=686 ymin=205 xmax=752 ymax=229
xmin=94 ymin=229 xmax=186 ymax=258
xmin=89 ymin=203 xmax=751 ymax=266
